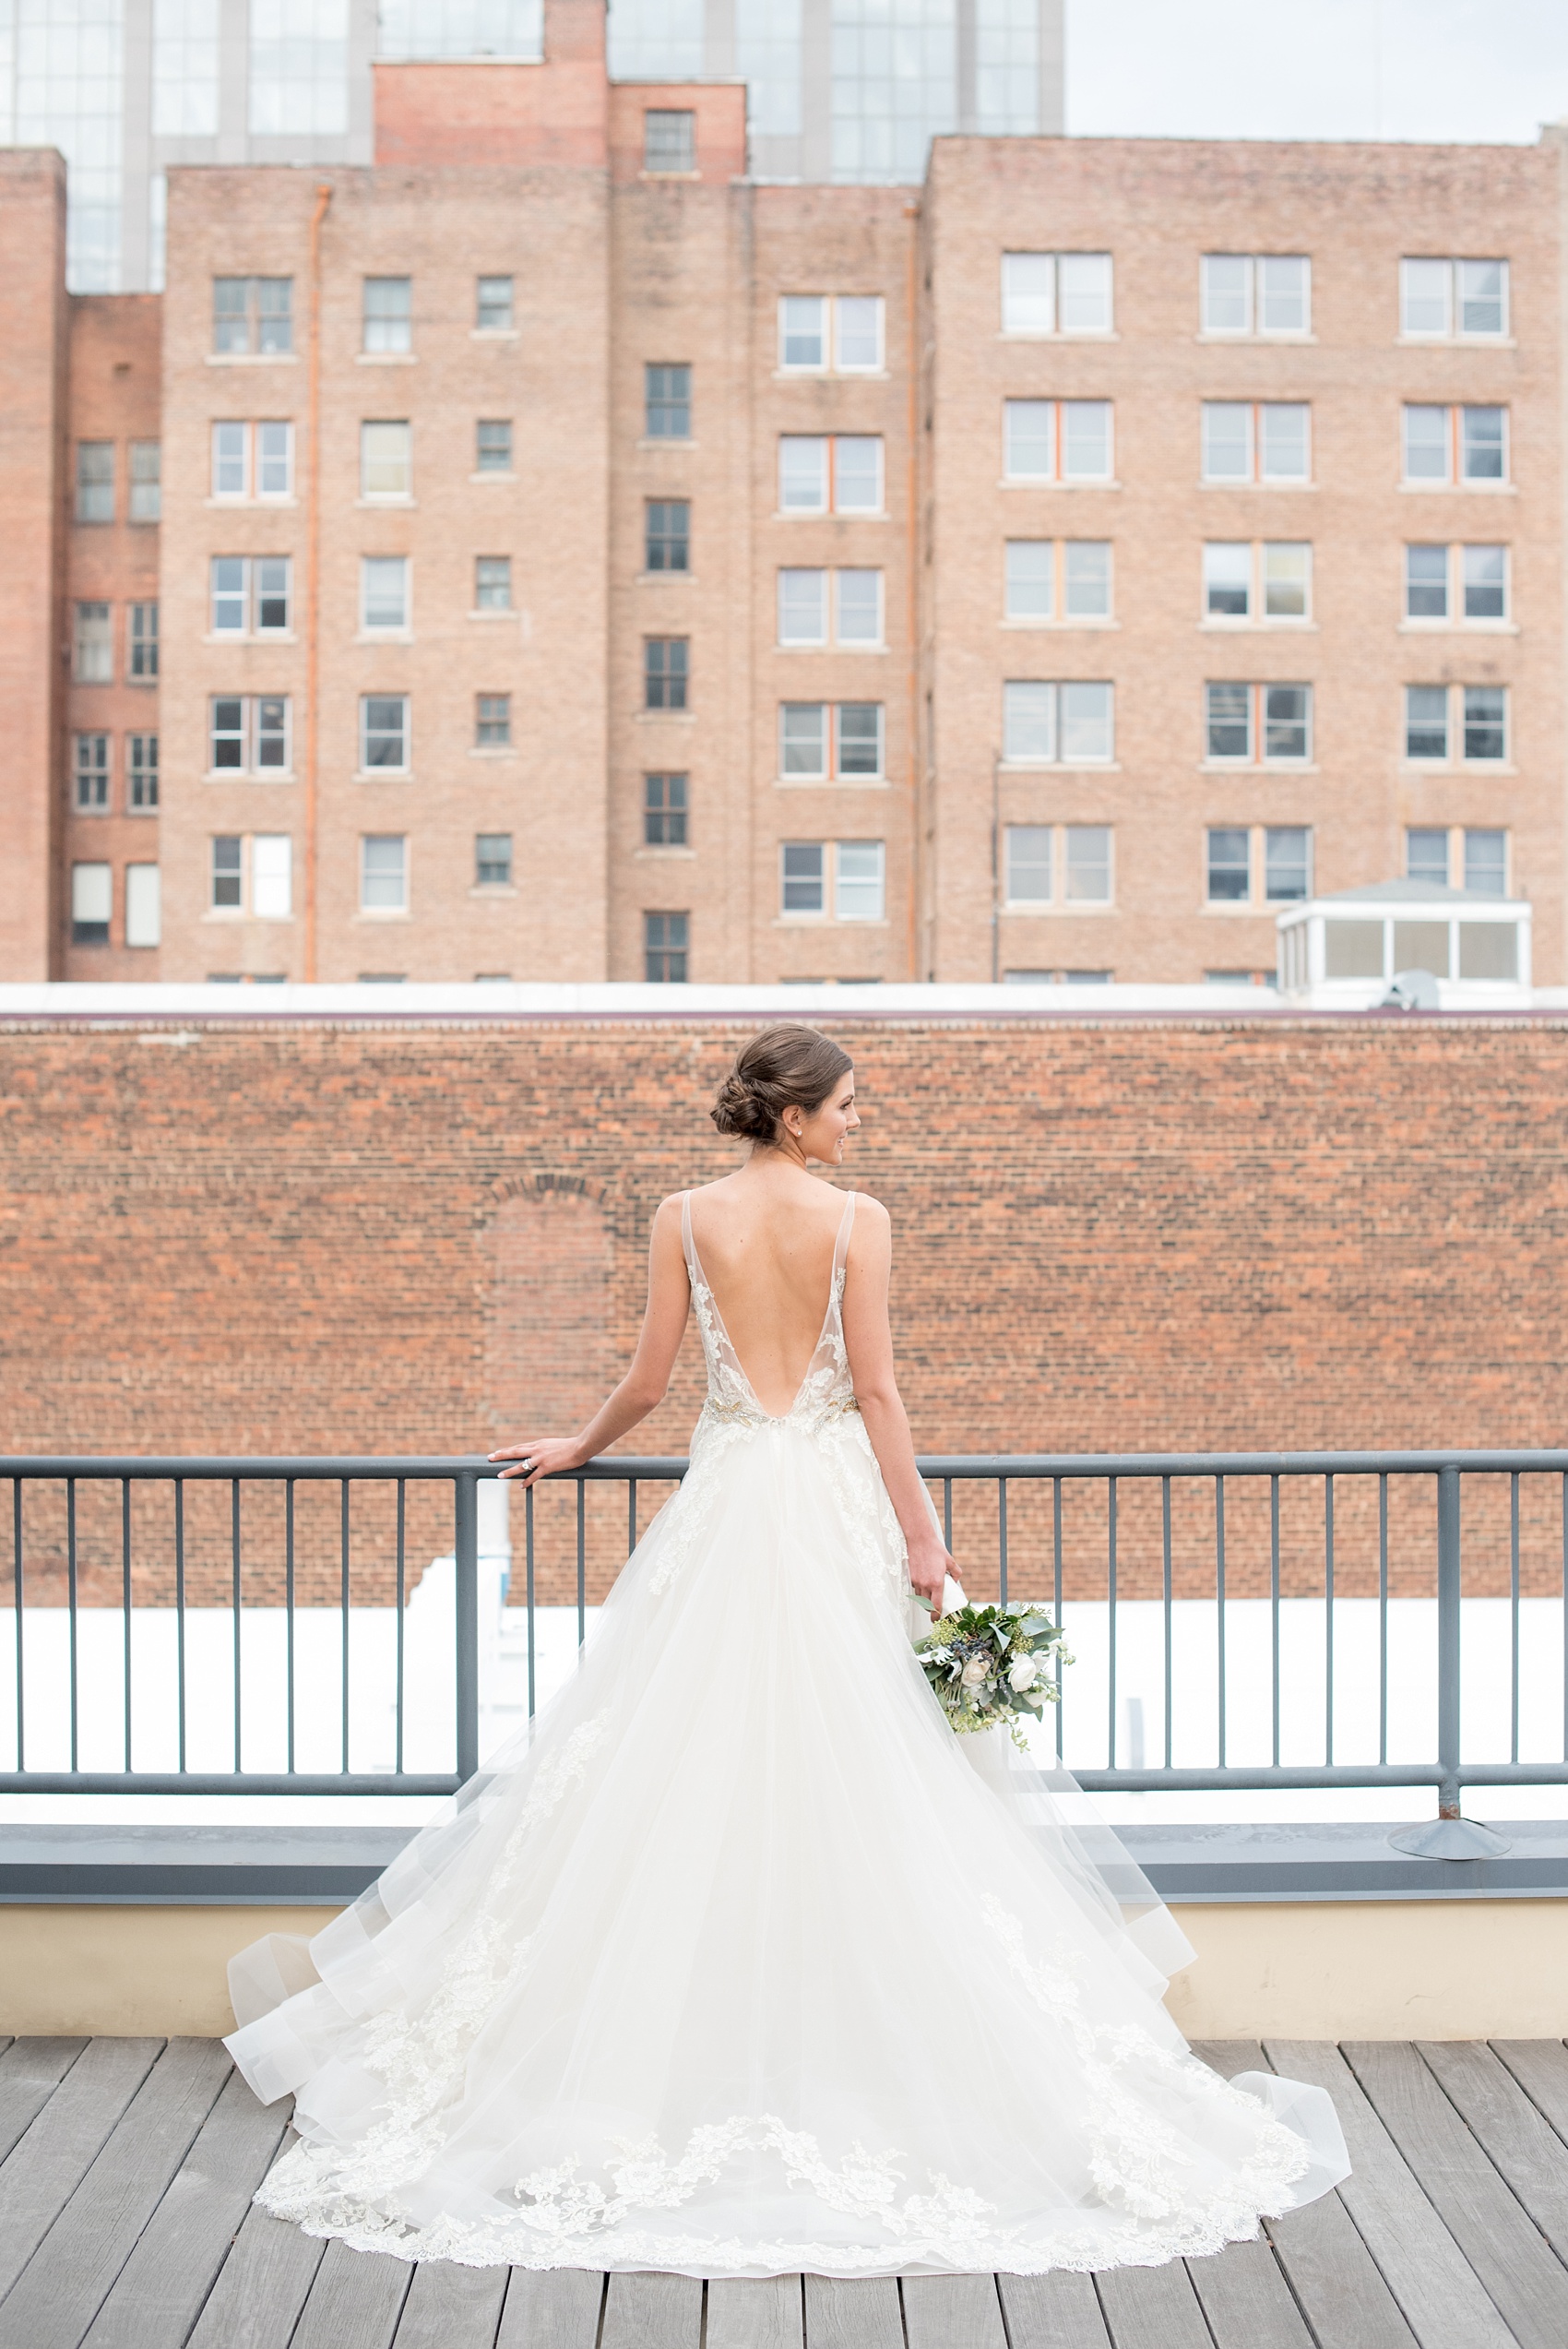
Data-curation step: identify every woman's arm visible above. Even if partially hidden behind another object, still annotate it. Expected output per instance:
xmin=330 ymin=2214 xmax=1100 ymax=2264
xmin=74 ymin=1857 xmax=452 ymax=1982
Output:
xmin=490 ymin=1196 xmax=692 ymax=1486
xmin=839 ymin=1197 xmax=956 ymax=1612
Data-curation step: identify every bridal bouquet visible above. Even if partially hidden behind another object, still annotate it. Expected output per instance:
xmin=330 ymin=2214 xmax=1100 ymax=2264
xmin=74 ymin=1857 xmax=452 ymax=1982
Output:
xmin=914 ymin=1601 xmax=1070 ymax=1750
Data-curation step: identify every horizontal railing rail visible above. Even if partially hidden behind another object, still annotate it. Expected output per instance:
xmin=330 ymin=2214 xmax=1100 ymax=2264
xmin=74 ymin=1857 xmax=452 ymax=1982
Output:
xmin=5 ymin=1451 xmax=1568 ymax=1830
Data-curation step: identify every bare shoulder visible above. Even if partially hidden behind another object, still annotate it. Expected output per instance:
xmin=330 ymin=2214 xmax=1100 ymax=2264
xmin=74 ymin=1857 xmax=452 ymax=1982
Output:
xmin=847 ymin=1189 xmax=890 ymax=1229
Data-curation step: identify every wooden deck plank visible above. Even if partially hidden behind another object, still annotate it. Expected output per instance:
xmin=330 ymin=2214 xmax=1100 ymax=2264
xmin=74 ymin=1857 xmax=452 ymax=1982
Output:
xmin=996 ymin=2270 xmax=1112 ymax=2348
xmin=290 ymin=2238 xmax=413 ymax=2349
xmin=802 ymin=2277 xmax=903 ymax=2349
xmin=1186 ymin=2243 xmax=1314 ymax=2348
xmin=1093 ymin=2261 xmax=1212 ymax=2349
xmin=0 ymin=2036 xmax=232 ymax=2349
xmin=1493 ymin=2041 xmax=1568 ymax=2145
xmin=1265 ymin=2039 xmax=1515 ymax=2349
xmin=1194 ymin=2037 xmax=1419 ymax=2349
xmin=1419 ymin=2039 xmax=1568 ymax=2260
xmin=0 ymin=2039 xmax=88 ymax=2167
xmin=185 ymin=2201 xmax=327 ymax=2349
xmin=599 ymin=2272 xmax=703 ymax=2349
xmin=391 ymin=2259 xmax=509 ymax=2347
xmin=494 ymin=2268 xmax=606 ymax=2349
xmin=707 ymin=2273 xmax=803 ymax=2347
xmin=80 ymin=2069 xmax=291 ymax=2349
xmin=1343 ymin=2039 xmax=1568 ymax=2349
xmin=901 ymin=2274 xmax=1008 ymax=2349
xmin=0 ymin=2037 xmax=162 ymax=2305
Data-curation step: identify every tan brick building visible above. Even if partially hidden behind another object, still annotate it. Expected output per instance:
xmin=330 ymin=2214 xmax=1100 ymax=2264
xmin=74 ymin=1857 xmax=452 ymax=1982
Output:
xmin=2 ymin=0 xmax=1564 ymax=987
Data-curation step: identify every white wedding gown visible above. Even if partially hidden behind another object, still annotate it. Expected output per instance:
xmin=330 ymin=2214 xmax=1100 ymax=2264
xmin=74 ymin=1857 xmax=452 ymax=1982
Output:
xmin=226 ymin=1187 xmax=1349 ymax=2277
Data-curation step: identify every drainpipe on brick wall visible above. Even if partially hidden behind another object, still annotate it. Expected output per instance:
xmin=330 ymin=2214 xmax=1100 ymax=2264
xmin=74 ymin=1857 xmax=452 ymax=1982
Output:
xmin=990 ymin=750 xmax=1000 ymax=984
xmin=303 ymin=182 xmax=332 ymax=983
xmin=904 ymin=204 xmax=921 ymax=981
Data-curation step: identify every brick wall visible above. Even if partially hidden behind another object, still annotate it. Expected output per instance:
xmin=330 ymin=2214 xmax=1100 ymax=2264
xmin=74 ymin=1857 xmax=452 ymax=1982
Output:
xmin=3 ymin=1010 xmax=1567 ymax=1602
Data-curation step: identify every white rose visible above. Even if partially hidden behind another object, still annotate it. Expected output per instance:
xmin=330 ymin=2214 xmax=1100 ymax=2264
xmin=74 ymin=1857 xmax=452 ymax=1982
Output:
xmin=1007 ymin=1654 xmax=1038 ymax=1692
xmin=960 ymin=1654 xmax=991 ymax=1687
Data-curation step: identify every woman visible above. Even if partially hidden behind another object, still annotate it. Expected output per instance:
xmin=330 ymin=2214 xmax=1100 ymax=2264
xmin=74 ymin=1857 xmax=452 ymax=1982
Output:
xmin=226 ymin=1023 xmax=1348 ymax=2276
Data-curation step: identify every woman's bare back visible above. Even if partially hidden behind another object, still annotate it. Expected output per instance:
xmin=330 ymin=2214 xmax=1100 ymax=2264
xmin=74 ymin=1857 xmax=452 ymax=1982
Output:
xmin=685 ymin=1175 xmax=851 ymax=1418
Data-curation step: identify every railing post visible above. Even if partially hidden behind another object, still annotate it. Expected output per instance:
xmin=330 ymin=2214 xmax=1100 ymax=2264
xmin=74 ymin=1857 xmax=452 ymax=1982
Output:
xmin=1437 ymin=1463 xmax=1462 ymax=1821
xmin=454 ymin=1473 xmax=481 ymax=1784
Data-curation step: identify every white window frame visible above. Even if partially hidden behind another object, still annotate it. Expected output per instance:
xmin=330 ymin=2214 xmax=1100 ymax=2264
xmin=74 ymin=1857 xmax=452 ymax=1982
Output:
xmin=71 ymin=860 xmax=113 ymax=937
xmin=1002 ymin=681 xmax=1115 ymax=767
xmin=778 ymin=568 xmax=828 ymax=647
xmin=1004 ymin=399 xmax=1114 ymax=485
xmin=1401 ymin=404 xmax=1510 ymax=490
xmin=360 ymin=420 xmax=412 ymax=502
xmin=1402 ymin=543 xmax=1511 ymax=628
xmin=778 ymin=294 xmax=885 ymax=375
xmin=833 ymin=296 xmax=884 ymax=373
xmin=833 ymin=568 xmax=884 ymax=649
xmin=1399 ymin=257 xmax=1510 ymax=341
xmin=1202 ymin=541 xmax=1313 ymax=626
xmin=1205 ymin=824 xmax=1313 ymax=908
xmin=833 ymin=840 xmax=886 ymax=922
xmin=778 ymin=839 xmax=886 ymax=921
xmin=1004 ymin=822 xmax=1114 ymax=909
xmin=777 ymin=702 xmax=885 ymax=782
xmin=1200 ymin=401 xmax=1312 ymax=486
xmin=362 ymin=275 xmax=412 ymax=355
xmin=125 ymin=862 xmax=160 ymax=948
xmin=1204 ymin=682 xmax=1313 ymax=767
xmin=1000 ymin=252 xmax=1114 ymax=338
xmin=360 ymin=834 xmax=409 ymax=916
xmin=209 ymin=554 xmax=292 ymax=638
xmin=361 ymin=554 xmax=410 ymax=633
xmin=360 ymin=692 xmax=411 ymax=775
xmin=1200 ymin=254 xmax=1312 ymax=339
xmin=1004 ymin=540 xmax=1114 ymax=626
xmin=1401 ymin=685 xmax=1509 ymax=768
xmin=208 ymin=695 xmax=292 ymax=778
xmin=210 ymin=420 xmax=294 ymax=502
xmin=777 ymin=435 xmax=885 ymax=518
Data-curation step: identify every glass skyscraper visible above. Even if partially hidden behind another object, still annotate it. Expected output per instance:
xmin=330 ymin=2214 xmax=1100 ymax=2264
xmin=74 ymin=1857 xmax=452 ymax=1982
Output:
xmin=0 ymin=0 xmax=1061 ymax=292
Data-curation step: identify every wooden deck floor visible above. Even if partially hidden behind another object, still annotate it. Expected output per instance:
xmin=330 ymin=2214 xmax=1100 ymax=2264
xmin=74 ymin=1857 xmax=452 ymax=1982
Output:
xmin=2 ymin=2036 xmax=1568 ymax=2347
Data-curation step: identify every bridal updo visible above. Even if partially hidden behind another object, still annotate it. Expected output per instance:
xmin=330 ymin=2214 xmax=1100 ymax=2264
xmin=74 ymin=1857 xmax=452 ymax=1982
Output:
xmin=711 ymin=1024 xmax=852 ymax=1144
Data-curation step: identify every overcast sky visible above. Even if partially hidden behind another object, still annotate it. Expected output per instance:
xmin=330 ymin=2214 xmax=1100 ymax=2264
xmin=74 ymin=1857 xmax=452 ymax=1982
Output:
xmin=1067 ymin=0 xmax=1568 ymax=144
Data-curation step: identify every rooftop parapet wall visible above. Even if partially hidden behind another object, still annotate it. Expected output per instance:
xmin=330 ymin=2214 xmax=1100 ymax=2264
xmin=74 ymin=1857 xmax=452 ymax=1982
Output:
xmin=373 ymin=0 xmax=612 ymax=169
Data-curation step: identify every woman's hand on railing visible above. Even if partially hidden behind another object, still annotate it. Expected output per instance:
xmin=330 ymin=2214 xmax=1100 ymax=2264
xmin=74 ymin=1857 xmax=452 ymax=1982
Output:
xmin=489 ymin=1437 xmax=588 ymax=1487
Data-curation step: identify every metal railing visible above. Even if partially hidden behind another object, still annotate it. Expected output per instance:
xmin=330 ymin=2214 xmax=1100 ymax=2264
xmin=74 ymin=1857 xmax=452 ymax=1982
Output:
xmin=4 ymin=1451 xmax=1568 ymax=1827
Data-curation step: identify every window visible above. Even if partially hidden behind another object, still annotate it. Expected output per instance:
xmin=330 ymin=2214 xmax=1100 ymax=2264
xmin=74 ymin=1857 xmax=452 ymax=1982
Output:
xmin=128 ymin=734 xmax=159 ymax=810
xmin=1206 ymin=829 xmax=1251 ymax=903
xmin=252 ymin=835 xmax=292 ymax=918
xmin=1002 ymin=681 xmax=1114 ymax=764
xmin=1466 ymin=829 xmax=1508 ymax=895
xmin=361 ymin=422 xmax=411 ymax=499
xmin=362 ymin=277 xmax=411 ymax=354
xmin=361 ymin=556 xmax=407 ymax=631
xmin=1004 ymin=540 xmax=1112 ymax=621
xmin=1202 ymin=542 xmax=1312 ymax=622
xmin=778 ymin=436 xmax=884 ymax=515
xmin=779 ymin=571 xmax=826 ymax=645
xmin=645 ymin=364 xmax=691 ymax=438
xmin=475 ymin=832 xmax=513 ymax=886
xmin=212 ymin=556 xmax=292 ymax=635
xmin=474 ymin=556 xmax=511 ymax=612
xmin=476 ymin=419 xmax=513 ymax=474
xmin=646 ymin=500 xmax=690 ymax=571
xmin=1205 ymin=682 xmax=1312 ymax=763
xmin=836 ymin=570 xmax=882 ymax=645
xmin=129 ymin=601 xmax=159 ymax=679
xmin=779 ymin=841 xmax=885 ymax=920
xmin=1005 ymin=826 xmax=1052 ymax=901
xmin=1400 ymin=258 xmax=1509 ymax=339
xmin=644 ymin=108 xmax=695 ymax=172
xmin=645 ymin=911 xmax=689 ymax=981
xmin=778 ymin=702 xmax=884 ymax=780
xmin=71 ymin=862 xmax=112 ymax=946
xmin=1000 ymin=253 xmax=1113 ymax=336
xmin=476 ymin=276 xmax=514 ymax=331
xmin=476 ymin=693 xmax=511 ymax=747
xmin=778 ymin=295 xmax=885 ymax=373
xmin=76 ymin=442 xmax=113 ymax=522
xmin=362 ymin=695 xmax=410 ymax=770
xmin=645 ymin=638 xmax=688 ymax=709
xmin=835 ymin=841 xmax=885 ymax=921
xmin=1464 ymin=544 xmax=1508 ymax=620
xmin=1065 ymin=826 xmax=1112 ymax=902
xmin=1406 ymin=828 xmax=1450 ymax=885
xmin=73 ymin=602 xmax=112 ymax=683
xmin=1404 ymin=543 xmax=1449 ymax=620
xmin=74 ymin=733 xmax=110 ymax=812
xmin=129 ymin=441 xmax=160 ymax=522
xmin=211 ymin=835 xmax=243 ymax=909
xmin=1004 ymin=824 xmax=1111 ymax=904
xmin=212 ymin=277 xmax=292 ymax=355
xmin=1004 ymin=399 xmax=1113 ymax=484
xmin=125 ymin=864 xmax=160 ymax=948
xmin=1405 ymin=683 xmax=1507 ymax=763
xmin=1404 ymin=543 xmax=1510 ymax=623
xmin=1265 ymin=826 xmax=1312 ymax=900
xmin=1402 ymin=404 xmax=1508 ymax=486
xmin=210 ymin=420 xmax=293 ymax=499
xmin=644 ymin=773 xmax=688 ymax=845
xmin=777 ymin=570 xmax=883 ymax=647
xmin=1200 ymin=255 xmax=1311 ymax=336
xmin=361 ymin=835 xmax=408 ymax=912
xmin=1201 ymin=402 xmax=1310 ymax=483
xmin=210 ymin=695 xmax=290 ymax=773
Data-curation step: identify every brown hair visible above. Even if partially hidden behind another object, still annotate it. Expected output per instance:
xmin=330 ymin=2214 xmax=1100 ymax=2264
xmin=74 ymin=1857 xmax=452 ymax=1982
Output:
xmin=710 ymin=1024 xmax=853 ymax=1144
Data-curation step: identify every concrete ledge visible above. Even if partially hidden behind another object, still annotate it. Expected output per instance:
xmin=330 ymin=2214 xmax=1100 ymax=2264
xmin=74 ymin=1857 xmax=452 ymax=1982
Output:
xmin=1122 ymin=1818 xmax=1568 ymax=1902
xmin=1 ymin=1894 xmax=1564 ymax=2040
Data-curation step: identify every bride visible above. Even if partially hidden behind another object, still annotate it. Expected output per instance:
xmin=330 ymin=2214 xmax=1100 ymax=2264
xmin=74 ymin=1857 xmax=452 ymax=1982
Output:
xmin=225 ymin=1022 xmax=1348 ymax=2277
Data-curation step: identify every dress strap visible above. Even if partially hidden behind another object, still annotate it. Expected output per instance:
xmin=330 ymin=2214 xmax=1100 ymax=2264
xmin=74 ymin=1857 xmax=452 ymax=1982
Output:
xmin=680 ymin=1190 xmax=697 ymax=1284
xmin=832 ymin=1189 xmax=858 ymax=1278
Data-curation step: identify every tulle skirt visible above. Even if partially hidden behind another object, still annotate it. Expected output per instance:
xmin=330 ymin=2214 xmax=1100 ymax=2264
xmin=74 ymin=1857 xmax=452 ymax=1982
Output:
xmin=225 ymin=1410 xmax=1349 ymax=2276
